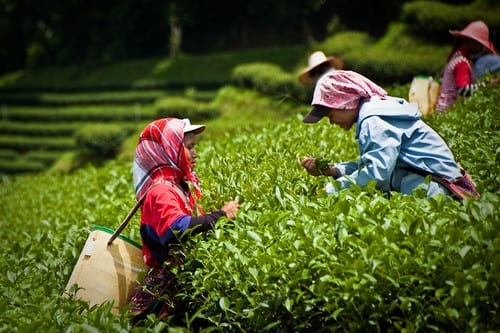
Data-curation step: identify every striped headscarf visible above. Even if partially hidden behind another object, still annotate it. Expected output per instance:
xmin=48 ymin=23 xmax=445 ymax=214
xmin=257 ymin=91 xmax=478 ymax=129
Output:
xmin=312 ymin=70 xmax=388 ymax=110
xmin=132 ymin=118 xmax=201 ymax=199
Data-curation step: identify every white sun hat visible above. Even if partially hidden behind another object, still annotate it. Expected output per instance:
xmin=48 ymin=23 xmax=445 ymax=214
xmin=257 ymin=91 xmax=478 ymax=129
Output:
xmin=182 ymin=118 xmax=205 ymax=135
xmin=298 ymin=51 xmax=344 ymax=85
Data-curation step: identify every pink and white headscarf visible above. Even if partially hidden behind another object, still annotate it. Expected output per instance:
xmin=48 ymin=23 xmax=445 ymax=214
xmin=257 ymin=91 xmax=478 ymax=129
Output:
xmin=133 ymin=118 xmax=201 ymax=199
xmin=312 ymin=70 xmax=388 ymax=109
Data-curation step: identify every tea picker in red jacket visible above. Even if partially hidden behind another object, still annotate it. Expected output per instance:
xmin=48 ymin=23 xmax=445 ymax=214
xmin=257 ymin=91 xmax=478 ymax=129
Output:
xmin=436 ymin=20 xmax=498 ymax=111
xmin=128 ymin=117 xmax=239 ymax=323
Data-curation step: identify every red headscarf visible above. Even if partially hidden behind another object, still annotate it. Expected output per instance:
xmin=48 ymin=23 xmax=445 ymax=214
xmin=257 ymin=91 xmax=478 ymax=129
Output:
xmin=133 ymin=118 xmax=201 ymax=199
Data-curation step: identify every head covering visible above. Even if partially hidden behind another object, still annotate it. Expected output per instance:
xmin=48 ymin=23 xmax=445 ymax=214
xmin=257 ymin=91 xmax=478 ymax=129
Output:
xmin=182 ymin=118 xmax=205 ymax=135
xmin=298 ymin=51 xmax=344 ymax=85
xmin=303 ymin=70 xmax=388 ymax=123
xmin=450 ymin=20 xmax=495 ymax=54
xmin=133 ymin=118 xmax=202 ymax=199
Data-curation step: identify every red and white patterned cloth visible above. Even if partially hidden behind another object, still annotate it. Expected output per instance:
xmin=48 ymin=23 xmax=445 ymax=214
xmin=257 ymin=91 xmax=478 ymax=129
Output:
xmin=436 ymin=48 xmax=477 ymax=111
xmin=133 ymin=118 xmax=201 ymax=199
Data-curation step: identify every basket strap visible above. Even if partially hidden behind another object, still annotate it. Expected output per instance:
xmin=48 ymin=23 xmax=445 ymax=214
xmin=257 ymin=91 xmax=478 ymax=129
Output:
xmin=107 ymin=180 xmax=166 ymax=245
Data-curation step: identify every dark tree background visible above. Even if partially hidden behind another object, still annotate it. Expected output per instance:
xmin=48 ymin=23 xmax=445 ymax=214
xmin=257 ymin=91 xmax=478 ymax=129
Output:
xmin=0 ymin=0 xmax=452 ymax=75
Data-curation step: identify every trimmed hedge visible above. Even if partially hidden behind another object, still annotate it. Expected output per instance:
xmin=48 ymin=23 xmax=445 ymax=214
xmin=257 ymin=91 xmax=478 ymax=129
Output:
xmin=318 ymin=25 xmax=449 ymax=84
xmin=401 ymin=1 xmax=500 ymax=45
xmin=0 ymin=90 xmax=168 ymax=106
xmin=0 ymin=121 xmax=139 ymax=137
xmin=231 ymin=62 xmax=309 ymax=103
xmin=2 ymin=105 xmax=156 ymax=122
xmin=0 ymin=135 xmax=74 ymax=152
xmin=155 ymin=96 xmax=220 ymax=122
xmin=0 ymin=158 xmax=45 ymax=174
xmin=74 ymin=124 xmax=130 ymax=157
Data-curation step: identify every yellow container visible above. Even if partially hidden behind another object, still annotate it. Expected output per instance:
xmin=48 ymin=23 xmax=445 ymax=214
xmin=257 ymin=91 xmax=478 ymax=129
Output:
xmin=65 ymin=226 xmax=147 ymax=313
xmin=409 ymin=76 xmax=440 ymax=117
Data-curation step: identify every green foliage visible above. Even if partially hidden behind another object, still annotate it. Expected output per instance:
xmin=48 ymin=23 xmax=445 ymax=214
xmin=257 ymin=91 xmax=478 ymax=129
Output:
xmin=3 ymin=104 xmax=155 ymax=122
xmin=0 ymin=46 xmax=307 ymax=91
xmin=0 ymin=158 xmax=45 ymax=174
xmin=74 ymin=124 xmax=129 ymax=157
xmin=425 ymin=85 xmax=500 ymax=194
xmin=0 ymin=90 xmax=168 ymax=105
xmin=155 ymin=96 xmax=220 ymax=122
xmin=401 ymin=1 xmax=500 ymax=44
xmin=0 ymin=135 xmax=74 ymax=152
xmin=319 ymin=31 xmax=374 ymax=59
xmin=1 ymin=84 xmax=499 ymax=332
xmin=231 ymin=62 xmax=308 ymax=103
xmin=320 ymin=25 xmax=449 ymax=84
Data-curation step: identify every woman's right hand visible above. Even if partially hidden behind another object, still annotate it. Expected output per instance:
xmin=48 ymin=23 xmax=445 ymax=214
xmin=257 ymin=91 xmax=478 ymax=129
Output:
xmin=301 ymin=156 xmax=321 ymax=176
xmin=221 ymin=200 xmax=240 ymax=219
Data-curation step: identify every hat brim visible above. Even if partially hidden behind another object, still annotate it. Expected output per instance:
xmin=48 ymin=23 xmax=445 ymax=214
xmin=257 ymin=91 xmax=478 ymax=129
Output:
xmin=303 ymin=106 xmax=329 ymax=123
xmin=298 ymin=57 xmax=344 ymax=85
xmin=450 ymin=30 xmax=496 ymax=54
xmin=184 ymin=124 xmax=205 ymax=135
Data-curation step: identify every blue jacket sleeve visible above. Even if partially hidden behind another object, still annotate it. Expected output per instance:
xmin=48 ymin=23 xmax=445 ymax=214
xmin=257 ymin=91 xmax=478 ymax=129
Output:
xmin=336 ymin=116 xmax=402 ymax=191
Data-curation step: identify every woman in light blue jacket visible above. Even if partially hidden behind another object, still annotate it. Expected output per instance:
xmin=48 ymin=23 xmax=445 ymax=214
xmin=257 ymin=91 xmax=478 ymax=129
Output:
xmin=301 ymin=70 xmax=478 ymax=199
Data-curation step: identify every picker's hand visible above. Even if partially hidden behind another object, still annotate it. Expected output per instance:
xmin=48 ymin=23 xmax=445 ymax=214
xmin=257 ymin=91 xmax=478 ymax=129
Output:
xmin=221 ymin=200 xmax=240 ymax=219
xmin=301 ymin=156 xmax=321 ymax=176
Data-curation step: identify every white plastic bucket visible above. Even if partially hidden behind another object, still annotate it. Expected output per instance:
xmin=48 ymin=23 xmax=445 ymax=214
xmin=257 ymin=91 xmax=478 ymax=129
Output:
xmin=65 ymin=226 xmax=147 ymax=313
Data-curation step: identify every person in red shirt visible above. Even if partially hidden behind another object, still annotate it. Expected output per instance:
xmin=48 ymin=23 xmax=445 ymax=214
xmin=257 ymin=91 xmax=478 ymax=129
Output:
xmin=129 ymin=117 xmax=239 ymax=322
xmin=436 ymin=20 xmax=497 ymax=111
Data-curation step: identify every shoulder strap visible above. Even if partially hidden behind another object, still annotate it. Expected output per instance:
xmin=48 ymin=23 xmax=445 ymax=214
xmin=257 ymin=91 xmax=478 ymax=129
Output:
xmin=107 ymin=181 xmax=162 ymax=246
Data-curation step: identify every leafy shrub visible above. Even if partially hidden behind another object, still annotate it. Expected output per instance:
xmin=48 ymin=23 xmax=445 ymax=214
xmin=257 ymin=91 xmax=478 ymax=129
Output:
xmin=0 ymin=148 xmax=18 ymax=159
xmin=401 ymin=1 xmax=500 ymax=45
xmin=0 ymin=135 xmax=74 ymax=152
xmin=0 ymin=158 xmax=45 ymax=174
xmin=0 ymin=85 xmax=498 ymax=332
xmin=232 ymin=62 xmax=309 ymax=103
xmin=318 ymin=31 xmax=374 ymax=61
xmin=74 ymin=124 xmax=129 ymax=157
xmin=320 ymin=25 xmax=449 ymax=84
xmin=4 ymin=105 xmax=156 ymax=122
xmin=155 ymin=96 xmax=220 ymax=122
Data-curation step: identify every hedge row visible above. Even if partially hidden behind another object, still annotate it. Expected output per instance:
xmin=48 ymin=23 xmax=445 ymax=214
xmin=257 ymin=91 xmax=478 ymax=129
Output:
xmin=231 ymin=62 xmax=309 ymax=104
xmin=0 ymin=89 xmax=218 ymax=106
xmin=319 ymin=24 xmax=449 ymax=84
xmin=0 ymin=121 xmax=139 ymax=137
xmin=0 ymin=135 xmax=75 ymax=152
xmin=0 ymin=158 xmax=45 ymax=173
xmin=155 ymin=97 xmax=220 ymax=122
xmin=0 ymin=90 xmax=167 ymax=106
xmin=401 ymin=1 xmax=500 ymax=45
xmin=0 ymin=93 xmax=224 ymax=174
xmin=1 ymin=105 xmax=156 ymax=122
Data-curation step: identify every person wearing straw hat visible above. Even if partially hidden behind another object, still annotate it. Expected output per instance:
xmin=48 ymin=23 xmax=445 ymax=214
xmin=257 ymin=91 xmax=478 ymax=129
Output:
xmin=298 ymin=50 xmax=344 ymax=86
xmin=128 ymin=117 xmax=239 ymax=323
xmin=436 ymin=20 xmax=498 ymax=111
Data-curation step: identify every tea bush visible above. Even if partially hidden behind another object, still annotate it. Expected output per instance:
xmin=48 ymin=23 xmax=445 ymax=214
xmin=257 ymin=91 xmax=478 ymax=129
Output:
xmin=74 ymin=124 xmax=130 ymax=157
xmin=231 ymin=62 xmax=308 ymax=103
xmin=155 ymin=96 xmax=220 ymax=122
xmin=0 ymin=85 xmax=498 ymax=332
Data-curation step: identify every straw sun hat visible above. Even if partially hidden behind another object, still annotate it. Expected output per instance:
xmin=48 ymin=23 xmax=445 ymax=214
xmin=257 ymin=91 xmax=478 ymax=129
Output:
xmin=298 ymin=51 xmax=344 ymax=85
xmin=450 ymin=20 xmax=495 ymax=54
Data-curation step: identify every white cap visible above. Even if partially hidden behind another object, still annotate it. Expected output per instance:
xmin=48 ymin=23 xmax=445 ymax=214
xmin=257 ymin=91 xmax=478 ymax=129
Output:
xmin=182 ymin=118 xmax=205 ymax=135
